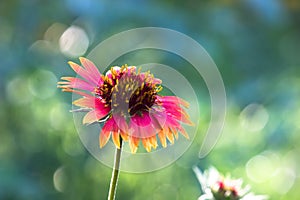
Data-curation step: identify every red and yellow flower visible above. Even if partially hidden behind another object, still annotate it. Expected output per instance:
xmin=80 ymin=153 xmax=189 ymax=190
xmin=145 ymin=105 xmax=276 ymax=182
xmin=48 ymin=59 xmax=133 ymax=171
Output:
xmin=58 ymin=57 xmax=193 ymax=153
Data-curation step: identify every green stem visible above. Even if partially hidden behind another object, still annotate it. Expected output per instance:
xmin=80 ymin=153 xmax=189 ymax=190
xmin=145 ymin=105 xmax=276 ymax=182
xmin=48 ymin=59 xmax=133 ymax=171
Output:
xmin=107 ymin=138 xmax=123 ymax=200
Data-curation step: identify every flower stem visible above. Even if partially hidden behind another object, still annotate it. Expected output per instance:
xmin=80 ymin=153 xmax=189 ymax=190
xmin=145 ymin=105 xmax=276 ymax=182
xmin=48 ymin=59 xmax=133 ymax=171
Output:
xmin=107 ymin=138 xmax=123 ymax=200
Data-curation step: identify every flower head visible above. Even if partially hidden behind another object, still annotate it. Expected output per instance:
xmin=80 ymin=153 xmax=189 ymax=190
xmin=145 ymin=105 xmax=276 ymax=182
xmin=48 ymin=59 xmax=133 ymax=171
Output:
xmin=58 ymin=57 xmax=193 ymax=153
xmin=193 ymin=166 xmax=268 ymax=200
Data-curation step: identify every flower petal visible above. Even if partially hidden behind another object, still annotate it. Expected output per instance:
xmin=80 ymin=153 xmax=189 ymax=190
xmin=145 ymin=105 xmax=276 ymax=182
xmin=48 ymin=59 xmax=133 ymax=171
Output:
xmin=112 ymin=115 xmax=128 ymax=134
xmin=58 ymin=77 xmax=95 ymax=91
xmin=113 ymin=115 xmax=129 ymax=142
xmin=158 ymin=130 xmax=167 ymax=148
xmin=73 ymin=96 xmax=110 ymax=118
xmin=112 ymin=130 xmax=120 ymax=148
xmin=99 ymin=118 xmax=115 ymax=148
xmin=129 ymin=136 xmax=139 ymax=153
xmin=163 ymin=103 xmax=193 ymax=126
xmin=142 ymin=138 xmax=152 ymax=152
xmin=171 ymin=127 xmax=179 ymax=140
xmin=120 ymin=131 xmax=129 ymax=142
xmin=165 ymin=128 xmax=174 ymax=144
xmin=59 ymin=88 xmax=90 ymax=97
xmin=83 ymin=110 xmax=99 ymax=124
xmin=157 ymin=96 xmax=189 ymax=108
xmin=178 ymin=126 xmax=190 ymax=139
xmin=68 ymin=61 xmax=101 ymax=86
xmin=130 ymin=112 xmax=158 ymax=139
xmin=150 ymin=110 xmax=167 ymax=130
xmin=149 ymin=136 xmax=158 ymax=149
xmin=79 ymin=57 xmax=103 ymax=85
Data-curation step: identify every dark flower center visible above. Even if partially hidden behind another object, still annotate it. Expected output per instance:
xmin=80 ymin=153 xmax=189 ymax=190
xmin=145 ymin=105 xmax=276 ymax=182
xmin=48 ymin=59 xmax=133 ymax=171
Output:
xmin=94 ymin=67 xmax=160 ymax=117
xmin=95 ymin=80 xmax=114 ymax=104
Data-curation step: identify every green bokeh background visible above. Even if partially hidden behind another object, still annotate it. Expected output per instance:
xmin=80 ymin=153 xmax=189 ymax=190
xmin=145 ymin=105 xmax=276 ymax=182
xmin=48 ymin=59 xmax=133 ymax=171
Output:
xmin=1 ymin=0 xmax=300 ymax=199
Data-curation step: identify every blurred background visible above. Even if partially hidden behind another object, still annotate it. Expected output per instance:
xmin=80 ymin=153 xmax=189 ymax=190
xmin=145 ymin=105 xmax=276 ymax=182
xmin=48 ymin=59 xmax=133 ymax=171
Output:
xmin=1 ymin=0 xmax=300 ymax=199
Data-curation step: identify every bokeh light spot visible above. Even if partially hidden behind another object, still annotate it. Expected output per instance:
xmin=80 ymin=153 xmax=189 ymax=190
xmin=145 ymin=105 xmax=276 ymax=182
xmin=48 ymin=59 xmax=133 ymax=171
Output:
xmin=270 ymin=167 xmax=296 ymax=194
xmin=283 ymin=150 xmax=300 ymax=178
xmin=28 ymin=40 xmax=54 ymax=54
xmin=44 ymin=23 xmax=68 ymax=46
xmin=53 ymin=166 xmax=67 ymax=192
xmin=28 ymin=69 xmax=57 ymax=99
xmin=239 ymin=103 xmax=269 ymax=132
xmin=6 ymin=76 xmax=33 ymax=105
xmin=59 ymin=25 xmax=89 ymax=57
xmin=246 ymin=153 xmax=278 ymax=183
xmin=50 ymin=103 xmax=69 ymax=130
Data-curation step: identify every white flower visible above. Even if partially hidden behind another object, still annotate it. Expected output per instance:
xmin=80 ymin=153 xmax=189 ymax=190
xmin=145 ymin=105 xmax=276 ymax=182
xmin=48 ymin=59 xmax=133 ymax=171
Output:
xmin=193 ymin=166 xmax=268 ymax=200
